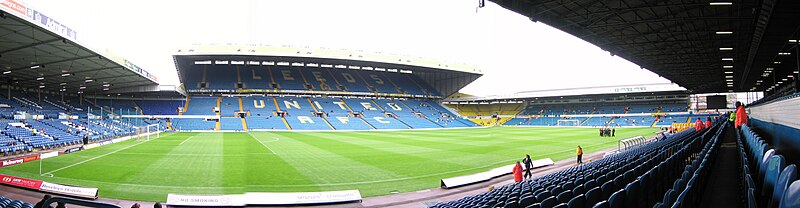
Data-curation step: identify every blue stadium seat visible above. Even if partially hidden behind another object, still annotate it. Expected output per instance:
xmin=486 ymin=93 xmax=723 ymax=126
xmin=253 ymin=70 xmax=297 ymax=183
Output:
xmin=572 ymin=184 xmax=585 ymax=195
xmin=600 ymin=181 xmax=614 ymax=199
xmin=761 ymin=149 xmax=776 ymax=183
xmin=662 ymin=189 xmax=676 ymax=205
xmin=566 ymin=194 xmax=584 ymax=208
xmin=584 ymin=187 xmax=602 ymax=206
xmin=519 ymin=194 xmax=535 ymax=207
xmin=540 ymin=196 xmax=557 ymax=208
xmin=625 ymin=180 xmax=643 ymax=207
xmin=592 ymin=201 xmax=608 ymax=208
xmin=763 ymin=155 xmax=786 ymax=197
xmin=585 ymin=179 xmax=597 ymax=190
xmin=556 ymin=190 xmax=573 ymax=204
xmin=536 ymin=192 xmax=552 ymax=202
xmin=608 ymin=190 xmax=625 ymax=208
xmin=772 ymin=165 xmax=797 ymax=208
xmin=779 ymin=180 xmax=800 ymax=208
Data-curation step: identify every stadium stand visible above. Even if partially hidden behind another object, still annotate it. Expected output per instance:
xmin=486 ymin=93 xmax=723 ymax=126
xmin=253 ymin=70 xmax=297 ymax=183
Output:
xmin=219 ymin=117 xmax=244 ymax=131
xmin=181 ymin=65 xmax=446 ymax=97
xmin=506 ymin=117 xmax=561 ymax=126
xmin=275 ymin=97 xmax=332 ymax=130
xmin=135 ymin=100 xmax=183 ymax=115
xmin=310 ymin=98 xmax=373 ymax=130
xmin=219 ymin=97 xmax=241 ymax=117
xmin=91 ymin=99 xmax=139 ymax=115
xmin=448 ymin=103 xmax=524 ymax=117
xmin=404 ymin=100 xmax=473 ymax=127
xmin=171 ymin=118 xmax=216 ymax=131
xmin=241 ymin=96 xmax=288 ymax=130
xmin=372 ymin=99 xmax=441 ymax=129
xmin=183 ymin=97 xmax=218 ymax=115
xmin=431 ymin=117 xmax=727 ymax=208
xmin=342 ymin=98 xmax=409 ymax=129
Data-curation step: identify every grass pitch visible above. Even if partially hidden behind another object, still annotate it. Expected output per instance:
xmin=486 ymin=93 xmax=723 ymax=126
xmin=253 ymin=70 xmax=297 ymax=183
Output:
xmin=0 ymin=127 xmax=657 ymax=201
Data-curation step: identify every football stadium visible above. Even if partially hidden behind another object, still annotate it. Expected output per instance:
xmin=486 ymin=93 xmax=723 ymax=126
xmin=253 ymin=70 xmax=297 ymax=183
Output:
xmin=1 ymin=0 xmax=800 ymax=208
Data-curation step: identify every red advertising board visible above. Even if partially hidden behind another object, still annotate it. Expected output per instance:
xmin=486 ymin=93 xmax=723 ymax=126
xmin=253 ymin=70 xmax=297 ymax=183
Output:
xmin=1 ymin=154 xmax=40 ymax=167
xmin=0 ymin=174 xmax=43 ymax=190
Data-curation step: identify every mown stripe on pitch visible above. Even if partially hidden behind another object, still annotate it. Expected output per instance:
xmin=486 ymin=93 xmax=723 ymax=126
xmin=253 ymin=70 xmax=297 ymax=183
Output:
xmin=315 ymin=131 xmax=509 ymax=168
xmin=288 ymin=132 xmax=473 ymax=177
xmin=242 ymin=132 xmax=339 ymax=190
xmin=248 ymin=131 xmax=405 ymax=182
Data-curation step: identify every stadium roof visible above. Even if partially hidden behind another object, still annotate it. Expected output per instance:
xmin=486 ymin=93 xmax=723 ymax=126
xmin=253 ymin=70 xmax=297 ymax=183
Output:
xmin=445 ymin=83 xmax=686 ymax=101
xmin=174 ymin=45 xmax=483 ymax=96
xmin=489 ymin=0 xmax=800 ymax=93
xmin=0 ymin=0 xmax=158 ymax=95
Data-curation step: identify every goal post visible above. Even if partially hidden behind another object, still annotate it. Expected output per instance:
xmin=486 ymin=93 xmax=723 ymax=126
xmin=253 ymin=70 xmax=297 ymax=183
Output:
xmin=557 ymin=119 xmax=580 ymax=126
xmin=135 ymin=124 xmax=160 ymax=141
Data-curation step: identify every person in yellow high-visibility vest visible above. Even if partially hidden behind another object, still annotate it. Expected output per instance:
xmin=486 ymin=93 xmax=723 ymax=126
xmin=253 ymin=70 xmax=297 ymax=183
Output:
xmin=576 ymin=145 xmax=584 ymax=164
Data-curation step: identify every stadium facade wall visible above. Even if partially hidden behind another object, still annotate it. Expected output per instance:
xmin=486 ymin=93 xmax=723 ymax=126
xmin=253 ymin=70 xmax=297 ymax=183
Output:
xmin=749 ymin=96 xmax=800 ymax=151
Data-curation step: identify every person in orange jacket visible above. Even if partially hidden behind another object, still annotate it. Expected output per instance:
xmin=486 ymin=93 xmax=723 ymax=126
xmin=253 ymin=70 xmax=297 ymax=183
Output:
xmin=512 ymin=161 xmax=523 ymax=182
xmin=735 ymin=101 xmax=749 ymax=128
xmin=705 ymin=117 xmax=712 ymax=129
xmin=576 ymin=145 xmax=584 ymax=164
xmin=695 ymin=118 xmax=705 ymax=131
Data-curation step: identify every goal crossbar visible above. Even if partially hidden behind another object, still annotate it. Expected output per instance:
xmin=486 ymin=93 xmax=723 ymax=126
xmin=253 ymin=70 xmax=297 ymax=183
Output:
xmin=135 ymin=124 xmax=161 ymax=141
xmin=557 ymin=119 xmax=580 ymax=126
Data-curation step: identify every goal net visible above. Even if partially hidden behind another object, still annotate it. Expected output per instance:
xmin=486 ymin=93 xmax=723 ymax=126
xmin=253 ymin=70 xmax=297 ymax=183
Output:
xmin=557 ymin=119 xmax=580 ymax=126
xmin=135 ymin=124 xmax=160 ymax=141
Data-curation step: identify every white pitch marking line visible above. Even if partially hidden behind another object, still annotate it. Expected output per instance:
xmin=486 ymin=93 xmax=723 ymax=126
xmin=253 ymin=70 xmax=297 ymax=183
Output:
xmin=247 ymin=132 xmax=278 ymax=154
xmin=45 ymin=139 xmax=155 ymax=175
xmin=178 ymin=133 xmax=202 ymax=145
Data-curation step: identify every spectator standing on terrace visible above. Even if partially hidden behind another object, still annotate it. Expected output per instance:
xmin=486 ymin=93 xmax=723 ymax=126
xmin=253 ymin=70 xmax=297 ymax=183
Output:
xmin=512 ymin=161 xmax=523 ymax=182
xmin=576 ymin=145 xmax=583 ymax=164
xmin=612 ymin=128 xmax=615 ymax=137
xmin=523 ymin=154 xmax=533 ymax=179
xmin=729 ymin=110 xmax=737 ymax=125
xmin=599 ymin=128 xmax=603 ymax=137
xmin=705 ymin=117 xmax=712 ymax=129
xmin=735 ymin=101 xmax=748 ymax=128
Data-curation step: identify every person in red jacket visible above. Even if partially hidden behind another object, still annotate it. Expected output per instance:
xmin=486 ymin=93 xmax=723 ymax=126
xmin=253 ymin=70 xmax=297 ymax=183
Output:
xmin=705 ymin=117 xmax=712 ymax=129
xmin=735 ymin=101 xmax=749 ymax=128
xmin=695 ymin=118 xmax=705 ymax=131
xmin=512 ymin=161 xmax=523 ymax=182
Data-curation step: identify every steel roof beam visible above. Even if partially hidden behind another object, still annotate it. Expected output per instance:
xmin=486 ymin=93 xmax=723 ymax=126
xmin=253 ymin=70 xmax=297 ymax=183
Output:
xmin=740 ymin=0 xmax=776 ymax=88
xmin=0 ymin=38 xmax=62 ymax=55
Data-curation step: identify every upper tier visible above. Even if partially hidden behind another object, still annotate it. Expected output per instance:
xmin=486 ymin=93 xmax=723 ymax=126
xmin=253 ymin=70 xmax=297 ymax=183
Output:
xmin=182 ymin=65 xmax=442 ymax=97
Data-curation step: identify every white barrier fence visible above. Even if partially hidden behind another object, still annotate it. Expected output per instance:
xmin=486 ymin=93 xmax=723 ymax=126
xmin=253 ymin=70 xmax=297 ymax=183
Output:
xmin=440 ymin=158 xmax=554 ymax=189
xmin=166 ymin=190 xmax=362 ymax=206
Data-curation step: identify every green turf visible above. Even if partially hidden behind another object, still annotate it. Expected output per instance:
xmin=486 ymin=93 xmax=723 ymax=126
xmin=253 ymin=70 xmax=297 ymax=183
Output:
xmin=0 ymin=127 xmax=657 ymax=201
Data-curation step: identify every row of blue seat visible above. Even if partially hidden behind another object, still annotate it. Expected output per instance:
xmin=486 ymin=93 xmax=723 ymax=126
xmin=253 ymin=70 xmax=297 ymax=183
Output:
xmin=0 ymin=196 xmax=33 ymax=208
xmin=430 ymin=117 xmax=725 ymax=208
xmin=740 ymin=124 xmax=799 ymax=208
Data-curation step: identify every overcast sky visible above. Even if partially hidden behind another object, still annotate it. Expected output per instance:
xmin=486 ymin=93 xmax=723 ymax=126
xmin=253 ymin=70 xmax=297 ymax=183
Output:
xmin=23 ymin=0 xmax=674 ymax=97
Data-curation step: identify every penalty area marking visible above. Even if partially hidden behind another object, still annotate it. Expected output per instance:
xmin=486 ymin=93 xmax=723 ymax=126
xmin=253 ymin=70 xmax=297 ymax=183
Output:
xmin=44 ymin=138 xmax=156 ymax=175
xmin=247 ymin=132 xmax=279 ymax=154
xmin=178 ymin=133 xmax=202 ymax=145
